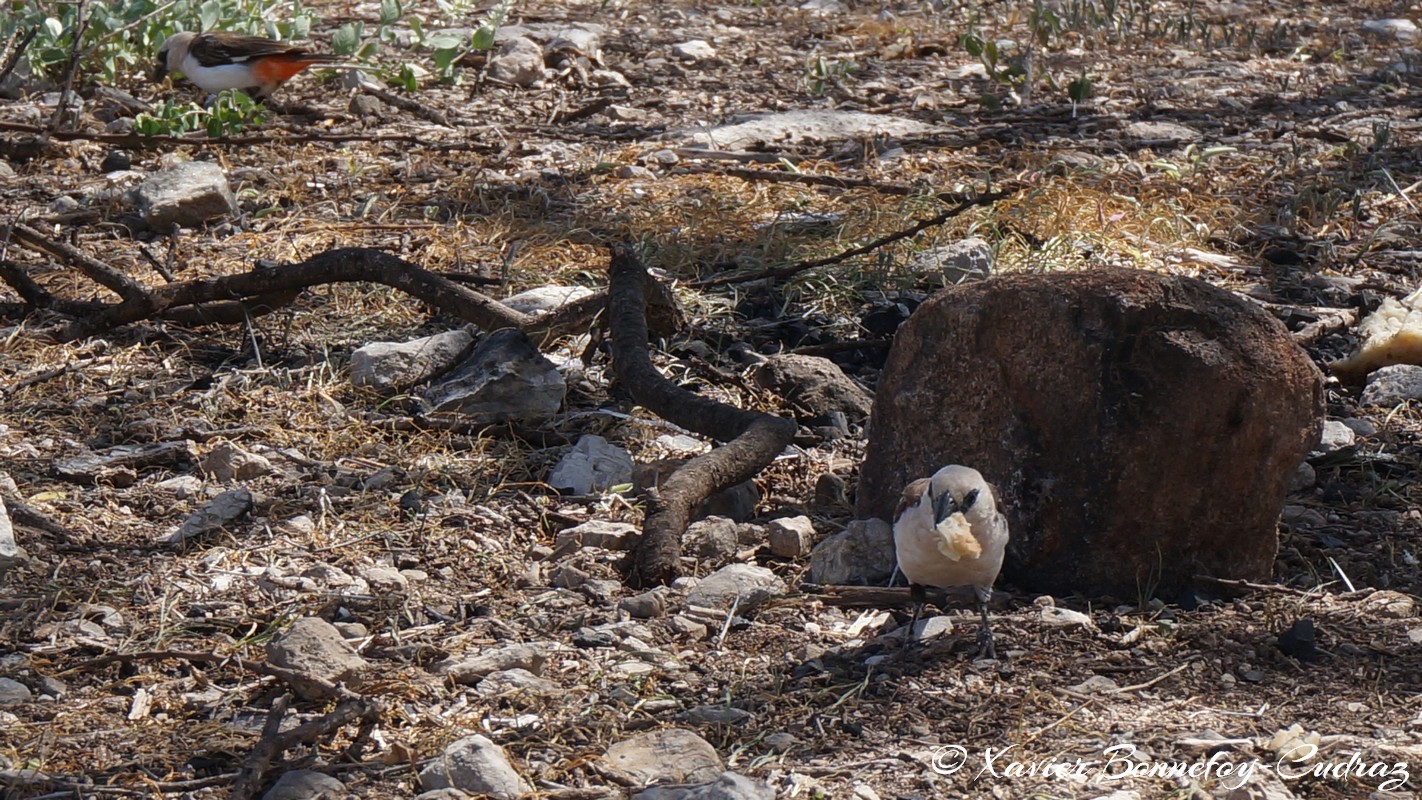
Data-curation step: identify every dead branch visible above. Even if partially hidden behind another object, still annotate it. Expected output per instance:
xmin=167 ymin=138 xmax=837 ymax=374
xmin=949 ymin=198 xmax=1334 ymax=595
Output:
xmin=1292 ymin=308 xmax=1358 ymax=346
xmin=79 ymin=649 xmax=368 ymax=703
xmin=605 ymin=243 xmax=796 ymax=586
xmin=690 ymin=186 xmax=1019 ymax=288
xmin=0 ymin=120 xmax=498 ymax=151
xmin=679 ymin=162 xmax=992 ymax=203
xmin=0 ymin=258 xmax=108 ymax=316
xmin=360 ymin=85 xmax=453 ymax=127
xmin=790 ymin=338 xmax=892 ymax=357
xmin=76 ymin=650 xmax=382 ymax=797
xmin=7 ymin=223 xmax=146 ymax=301
xmin=551 ymin=95 xmax=619 ymax=124
xmin=230 ymin=693 xmax=291 ymax=800
xmin=0 ymin=246 xmax=564 ymax=341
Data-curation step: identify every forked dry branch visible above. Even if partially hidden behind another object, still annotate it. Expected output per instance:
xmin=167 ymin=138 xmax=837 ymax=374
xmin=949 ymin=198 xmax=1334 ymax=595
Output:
xmin=0 ymin=231 xmax=614 ymax=340
xmin=605 ymin=243 xmax=798 ymax=586
xmin=79 ymin=650 xmax=381 ymax=799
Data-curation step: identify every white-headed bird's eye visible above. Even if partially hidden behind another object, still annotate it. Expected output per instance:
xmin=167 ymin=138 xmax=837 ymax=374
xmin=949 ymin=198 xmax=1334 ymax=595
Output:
xmin=962 ymin=488 xmax=979 ymax=509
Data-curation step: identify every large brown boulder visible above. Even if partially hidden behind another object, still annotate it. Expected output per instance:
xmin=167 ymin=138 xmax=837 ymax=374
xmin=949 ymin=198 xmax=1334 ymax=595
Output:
xmin=857 ymin=268 xmax=1324 ymax=597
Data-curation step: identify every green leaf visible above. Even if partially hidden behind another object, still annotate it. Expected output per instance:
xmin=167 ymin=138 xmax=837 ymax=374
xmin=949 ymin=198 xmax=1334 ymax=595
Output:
xmin=332 ymin=22 xmax=362 ymax=55
xmin=380 ymin=0 xmax=402 ymax=25
xmin=425 ymin=33 xmax=464 ymax=50
xmin=470 ymin=24 xmax=496 ymax=51
xmin=961 ymin=33 xmax=983 ymax=58
xmin=198 ymin=0 xmax=220 ymax=31
xmin=43 ymin=17 xmax=63 ymax=38
xmin=432 ymin=46 xmax=460 ymax=75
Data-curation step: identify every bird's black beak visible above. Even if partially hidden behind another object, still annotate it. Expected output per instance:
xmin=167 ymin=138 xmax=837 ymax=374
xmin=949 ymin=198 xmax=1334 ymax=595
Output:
xmin=933 ymin=491 xmax=958 ymax=525
xmin=154 ymin=56 xmax=169 ymax=83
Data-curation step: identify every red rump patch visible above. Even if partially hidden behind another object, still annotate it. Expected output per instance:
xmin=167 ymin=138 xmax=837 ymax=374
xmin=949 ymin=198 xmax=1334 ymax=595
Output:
xmin=251 ymin=54 xmax=323 ymax=83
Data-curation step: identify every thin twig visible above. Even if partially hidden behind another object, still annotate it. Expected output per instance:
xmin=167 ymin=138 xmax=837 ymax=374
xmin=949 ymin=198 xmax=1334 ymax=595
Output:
xmin=550 ymin=95 xmax=618 ymax=124
xmin=0 ymin=27 xmax=39 ymax=89
xmin=1191 ymin=575 xmax=1320 ymax=596
xmin=1110 ymin=660 xmax=1194 ymax=693
xmin=1015 ymin=696 xmax=1093 ymax=748
xmin=360 ymin=84 xmax=453 ymax=127
xmin=81 ymin=1 xmax=176 ymax=57
xmin=790 ymin=338 xmax=892 ymax=357
xmin=679 ymin=162 xmax=990 ymax=203
xmin=690 ymin=187 xmax=1019 ymax=288
xmin=45 ymin=0 xmax=89 ymax=135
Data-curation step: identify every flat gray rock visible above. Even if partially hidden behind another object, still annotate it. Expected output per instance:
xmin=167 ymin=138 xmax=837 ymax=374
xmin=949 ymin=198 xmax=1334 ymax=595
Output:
xmin=555 ymin=519 xmax=641 ymax=551
xmin=265 ymin=617 xmax=369 ymax=700
xmin=262 ymin=770 xmax=345 ymax=800
xmin=671 ymin=40 xmax=716 ymax=61
xmin=162 ymin=488 xmax=253 ymax=545
xmin=201 ymin=441 xmax=274 ymax=482
xmin=633 ymin=772 xmax=776 ymax=800
xmin=907 ymin=237 xmax=994 ymax=284
xmin=687 ymin=516 xmax=738 ymax=563
xmin=1039 ymin=607 xmax=1095 ymax=627
xmin=606 ymin=728 xmax=724 ymax=788
xmin=685 ymin=563 xmax=786 ymax=609
xmin=477 ymin=668 xmax=561 ymax=696
xmin=422 ymin=329 xmax=565 ymax=422
xmin=0 ymin=677 xmax=33 ymax=705
xmin=419 ymin=734 xmax=531 ymax=799
xmin=1124 ymin=120 xmax=1203 ymax=144
xmin=681 ymin=109 xmax=941 ymax=150
xmin=808 ymin=518 xmax=896 ymax=585
xmin=1308 ymin=420 xmax=1356 ymax=459
xmin=751 ymin=355 xmax=872 ymax=423
xmin=57 ymin=441 xmax=197 ymax=484
xmin=487 ymin=36 xmax=546 ymax=87
xmin=433 ymin=644 xmax=547 ymax=684
xmin=0 ymin=497 xmax=27 ymax=577
xmin=414 ymin=790 xmax=472 ymax=800
xmin=351 ymin=328 xmax=474 ymax=393
xmin=766 ymin=516 xmax=813 ymax=558
xmin=547 ymin=435 xmax=634 ymax=495
xmin=131 ymin=161 xmax=237 ymax=229
xmin=901 ymin=616 xmax=955 ymax=642
xmin=503 ymin=285 xmax=595 ymax=316
xmin=620 ymin=588 xmax=670 ymax=619
xmin=1362 ymin=18 xmax=1419 ymax=41
xmin=1361 ymin=364 xmax=1422 ymax=406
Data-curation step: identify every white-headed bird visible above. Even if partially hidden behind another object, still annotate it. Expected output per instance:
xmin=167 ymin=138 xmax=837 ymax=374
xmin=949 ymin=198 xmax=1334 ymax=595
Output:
xmin=893 ymin=465 xmax=1009 ymax=659
xmin=154 ymin=31 xmax=342 ymax=101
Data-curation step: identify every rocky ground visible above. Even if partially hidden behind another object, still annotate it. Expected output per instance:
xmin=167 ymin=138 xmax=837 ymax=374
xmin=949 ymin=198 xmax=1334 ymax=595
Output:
xmin=2 ymin=0 xmax=1422 ymax=798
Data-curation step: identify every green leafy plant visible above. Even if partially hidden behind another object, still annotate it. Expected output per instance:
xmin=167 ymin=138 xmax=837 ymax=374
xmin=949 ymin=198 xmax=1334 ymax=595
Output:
xmin=133 ymin=88 xmax=264 ymax=136
xmin=424 ymin=0 xmax=514 ymax=83
xmin=1 ymin=0 xmax=316 ymax=88
xmin=801 ymin=55 xmax=858 ymax=97
xmin=331 ymin=0 xmax=401 ymax=61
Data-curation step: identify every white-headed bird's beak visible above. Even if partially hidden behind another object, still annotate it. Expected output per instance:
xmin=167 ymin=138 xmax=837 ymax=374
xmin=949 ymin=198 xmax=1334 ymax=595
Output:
xmin=933 ymin=490 xmax=958 ymax=526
